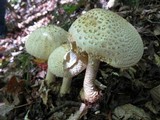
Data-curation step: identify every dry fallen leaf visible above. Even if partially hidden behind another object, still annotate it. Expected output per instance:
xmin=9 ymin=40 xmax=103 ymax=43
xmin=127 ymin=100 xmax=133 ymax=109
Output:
xmin=0 ymin=46 xmax=6 ymax=52
xmin=5 ymin=76 xmax=25 ymax=95
xmin=154 ymin=53 xmax=160 ymax=67
xmin=0 ymin=103 xmax=15 ymax=117
xmin=39 ymin=80 xmax=50 ymax=105
xmin=150 ymin=84 xmax=160 ymax=104
xmin=112 ymin=104 xmax=151 ymax=120
xmin=2 ymin=76 xmax=25 ymax=105
xmin=154 ymin=26 xmax=160 ymax=36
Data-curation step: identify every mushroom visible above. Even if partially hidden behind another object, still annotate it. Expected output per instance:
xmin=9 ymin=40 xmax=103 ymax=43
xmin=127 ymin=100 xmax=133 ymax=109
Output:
xmin=25 ymin=25 xmax=68 ymax=60
xmin=47 ymin=43 xmax=88 ymax=95
xmin=25 ymin=25 xmax=68 ymax=84
xmin=69 ymin=8 xmax=144 ymax=103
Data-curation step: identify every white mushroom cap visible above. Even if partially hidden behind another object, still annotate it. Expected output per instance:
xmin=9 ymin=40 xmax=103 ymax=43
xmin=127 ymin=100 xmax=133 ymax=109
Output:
xmin=25 ymin=25 xmax=68 ymax=60
xmin=48 ymin=44 xmax=87 ymax=77
xmin=69 ymin=8 xmax=144 ymax=68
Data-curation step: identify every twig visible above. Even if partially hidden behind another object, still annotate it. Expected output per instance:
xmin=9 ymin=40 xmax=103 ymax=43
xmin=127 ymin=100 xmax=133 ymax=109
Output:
xmin=108 ymin=110 xmax=112 ymax=120
xmin=14 ymin=102 xmax=33 ymax=109
xmin=47 ymin=101 xmax=81 ymax=117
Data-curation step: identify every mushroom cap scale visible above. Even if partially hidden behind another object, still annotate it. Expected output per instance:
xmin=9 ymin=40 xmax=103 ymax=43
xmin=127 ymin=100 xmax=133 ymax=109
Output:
xmin=25 ymin=25 xmax=68 ymax=60
xmin=69 ymin=8 xmax=144 ymax=68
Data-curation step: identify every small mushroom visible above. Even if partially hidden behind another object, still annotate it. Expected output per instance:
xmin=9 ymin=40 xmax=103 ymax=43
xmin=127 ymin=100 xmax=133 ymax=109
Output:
xmin=47 ymin=43 xmax=88 ymax=95
xmin=69 ymin=8 xmax=144 ymax=103
xmin=25 ymin=25 xmax=68 ymax=60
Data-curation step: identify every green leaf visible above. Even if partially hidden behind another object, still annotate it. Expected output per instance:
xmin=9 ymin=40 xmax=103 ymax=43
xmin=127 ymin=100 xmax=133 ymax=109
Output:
xmin=63 ymin=4 xmax=78 ymax=14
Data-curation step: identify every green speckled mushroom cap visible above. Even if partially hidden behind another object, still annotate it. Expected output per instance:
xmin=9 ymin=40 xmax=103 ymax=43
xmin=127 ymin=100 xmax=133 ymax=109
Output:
xmin=48 ymin=44 xmax=87 ymax=77
xmin=25 ymin=25 xmax=68 ymax=60
xmin=48 ymin=44 xmax=70 ymax=77
xmin=69 ymin=8 xmax=144 ymax=68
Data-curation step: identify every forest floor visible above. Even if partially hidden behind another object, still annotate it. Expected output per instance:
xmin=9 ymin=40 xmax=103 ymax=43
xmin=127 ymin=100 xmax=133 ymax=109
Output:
xmin=0 ymin=0 xmax=160 ymax=120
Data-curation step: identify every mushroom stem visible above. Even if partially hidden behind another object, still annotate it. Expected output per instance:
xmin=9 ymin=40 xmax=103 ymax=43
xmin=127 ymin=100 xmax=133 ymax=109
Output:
xmin=45 ymin=69 xmax=56 ymax=86
xmin=67 ymin=103 xmax=88 ymax=120
xmin=83 ymin=56 xmax=100 ymax=103
xmin=60 ymin=76 xmax=72 ymax=96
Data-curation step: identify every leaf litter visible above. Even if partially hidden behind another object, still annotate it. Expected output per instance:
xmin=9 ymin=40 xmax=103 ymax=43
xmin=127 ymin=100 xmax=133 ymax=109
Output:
xmin=0 ymin=0 xmax=160 ymax=119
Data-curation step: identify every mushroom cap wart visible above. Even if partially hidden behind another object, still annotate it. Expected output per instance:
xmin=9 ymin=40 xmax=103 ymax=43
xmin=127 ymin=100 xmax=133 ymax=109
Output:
xmin=25 ymin=25 xmax=68 ymax=60
xmin=48 ymin=44 xmax=87 ymax=77
xmin=69 ymin=9 xmax=144 ymax=68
